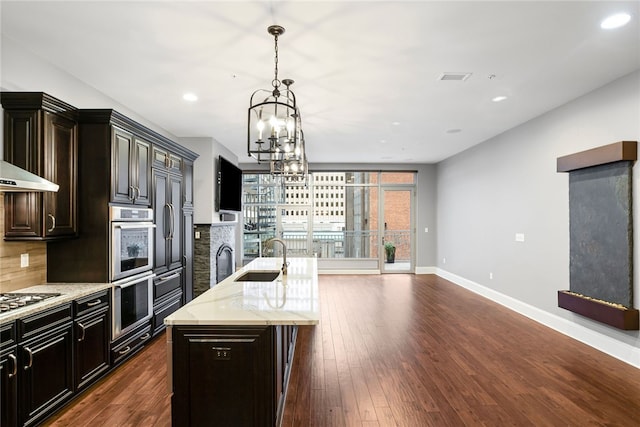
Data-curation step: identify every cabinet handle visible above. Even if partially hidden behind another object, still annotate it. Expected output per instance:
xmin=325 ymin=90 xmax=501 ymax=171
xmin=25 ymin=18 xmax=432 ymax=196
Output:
xmin=134 ymin=186 xmax=140 ymax=200
xmin=47 ymin=214 xmax=56 ymax=232
xmin=24 ymin=347 xmax=33 ymax=370
xmin=164 ymin=203 xmax=171 ymax=240
xmin=168 ymin=203 xmax=175 ymax=240
xmin=159 ymin=273 xmax=180 ymax=281
xmin=86 ymin=299 xmax=102 ymax=307
xmin=118 ymin=346 xmax=132 ymax=355
xmin=129 ymin=185 xmax=135 ymax=201
xmin=8 ymin=354 xmax=17 ymax=378
xmin=140 ymin=333 xmax=151 ymax=341
xmin=77 ymin=322 xmax=86 ymax=342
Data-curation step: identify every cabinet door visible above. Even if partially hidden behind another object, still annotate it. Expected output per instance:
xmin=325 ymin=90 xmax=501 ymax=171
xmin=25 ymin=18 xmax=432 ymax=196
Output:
xmin=183 ymin=159 xmax=194 ymax=210
xmin=153 ymin=168 xmax=169 ymax=273
xmin=19 ymin=324 xmax=74 ymax=426
xmin=172 ymin=326 xmax=275 ymax=427
xmin=0 ymin=348 xmax=18 ymax=427
xmin=74 ymin=307 xmax=110 ymax=391
xmin=133 ymin=137 xmax=151 ymax=206
xmin=168 ymin=173 xmax=183 ymax=271
xmin=182 ymin=210 xmax=194 ymax=303
xmin=112 ymin=127 xmax=134 ymax=204
xmin=4 ymin=110 xmax=44 ymax=239
xmin=43 ymin=112 xmax=78 ymax=238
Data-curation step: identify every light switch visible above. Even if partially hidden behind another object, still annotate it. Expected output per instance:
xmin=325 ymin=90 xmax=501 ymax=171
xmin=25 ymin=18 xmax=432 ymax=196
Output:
xmin=21 ymin=253 xmax=29 ymax=268
xmin=424 ymin=227 xmax=429 ymax=233
xmin=515 ymin=233 xmax=525 ymax=242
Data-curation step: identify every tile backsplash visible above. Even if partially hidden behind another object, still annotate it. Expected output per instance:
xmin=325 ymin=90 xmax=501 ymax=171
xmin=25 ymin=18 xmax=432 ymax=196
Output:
xmin=0 ymin=197 xmax=47 ymax=292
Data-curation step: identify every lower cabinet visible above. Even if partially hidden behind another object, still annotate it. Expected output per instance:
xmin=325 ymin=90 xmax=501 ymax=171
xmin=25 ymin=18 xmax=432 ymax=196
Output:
xmin=170 ymin=324 xmax=297 ymax=427
xmin=111 ymin=320 xmax=152 ymax=367
xmin=74 ymin=290 xmax=111 ymax=391
xmin=18 ymin=304 xmax=74 ymax=427
xmin=1 ymin=323 xmax=18 ymax=427
xmin=152 ymin=269 xmax=183 ymax=336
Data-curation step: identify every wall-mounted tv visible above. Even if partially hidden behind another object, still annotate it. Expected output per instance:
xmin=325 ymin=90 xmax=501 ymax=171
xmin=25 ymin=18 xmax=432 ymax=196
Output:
xmin=216 ymin=156 xmax=242 ymax=212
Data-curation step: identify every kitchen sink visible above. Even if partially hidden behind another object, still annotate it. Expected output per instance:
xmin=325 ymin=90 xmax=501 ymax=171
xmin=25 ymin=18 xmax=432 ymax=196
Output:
xmin=234 ymin=270 xmax=281 ymax=282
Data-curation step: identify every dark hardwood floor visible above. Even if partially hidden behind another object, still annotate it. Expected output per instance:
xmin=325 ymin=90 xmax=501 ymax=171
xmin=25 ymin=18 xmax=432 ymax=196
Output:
xmin=44 ymin=274 xmax=640 ymax=426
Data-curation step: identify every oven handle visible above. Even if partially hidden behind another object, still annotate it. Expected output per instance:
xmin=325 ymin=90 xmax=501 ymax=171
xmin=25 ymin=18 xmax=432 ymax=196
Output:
xmin=113 ymin=272 xmax=156 ymax=289
xmin=115 ymin=223 xmax=156 ymax=230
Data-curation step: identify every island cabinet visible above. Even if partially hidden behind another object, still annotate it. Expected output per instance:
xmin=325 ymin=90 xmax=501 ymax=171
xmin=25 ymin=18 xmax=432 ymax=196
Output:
xmin=18 ymin=303 xmax=74 ymax=427
xmin=73 ymin=290 xmax=111 ymax=391
xmin=1 ymin=92 xmax=78 ymax=241
xmin=170 ymin=324 xmax=297 ymax=427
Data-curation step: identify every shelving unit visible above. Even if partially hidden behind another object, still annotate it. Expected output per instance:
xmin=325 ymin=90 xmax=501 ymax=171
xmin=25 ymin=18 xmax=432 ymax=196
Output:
xmin=242 ymin=174 xmax=284 ymax=264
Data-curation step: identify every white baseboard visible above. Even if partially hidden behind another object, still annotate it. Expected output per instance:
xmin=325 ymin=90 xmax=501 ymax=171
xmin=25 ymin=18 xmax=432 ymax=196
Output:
xmin=319 ymin=269 xmax=380 ymax=275
xmin=436 ymin=268 xmax=640 ymax=369
xmin=415 ymin=266 xmax=437 ymax=274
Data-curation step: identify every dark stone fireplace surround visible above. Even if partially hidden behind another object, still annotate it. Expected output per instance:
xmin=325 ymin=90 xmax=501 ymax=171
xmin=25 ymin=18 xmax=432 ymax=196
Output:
xmin=193 ymin=223 xmax=236 ymax=298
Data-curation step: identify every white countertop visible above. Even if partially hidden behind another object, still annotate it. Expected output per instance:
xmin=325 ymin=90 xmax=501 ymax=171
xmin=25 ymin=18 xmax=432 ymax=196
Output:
xmin=164 ymin=257 xmax=320 ymax=326
xmin=0 ymin=283 xmax=112 ymax=323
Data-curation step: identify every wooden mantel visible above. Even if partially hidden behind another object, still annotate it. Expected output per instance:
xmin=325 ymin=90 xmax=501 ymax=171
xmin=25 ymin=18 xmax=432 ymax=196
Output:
xmin=557 ymin=141 xmax=637 ymax=172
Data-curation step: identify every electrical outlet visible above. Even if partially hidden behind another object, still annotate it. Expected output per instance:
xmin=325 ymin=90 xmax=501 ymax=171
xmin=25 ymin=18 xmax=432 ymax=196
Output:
xmin=195 ymin=231 xmax=201 ymax=239
xmin=442 ymin=257 xmax=446 ymax=264
xmin=489 ymin=272 xmax=493 ymax=280
xmin=21 ymin=253 xmax=29 ymax=268
xmin=424 ymin=227 xmax=429 ymax=233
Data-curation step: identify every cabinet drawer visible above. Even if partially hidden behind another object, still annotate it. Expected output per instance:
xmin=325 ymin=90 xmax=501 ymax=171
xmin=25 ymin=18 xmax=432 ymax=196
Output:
xmin=153 ymin=290 xmax=182 ymax=336
xmin=154 ymin=270 xmax=182 ymax=301
xmin=74 ymin=289 xmax=110 ymax=318
xmin=0 ymin=321 xmax=17 ymax=350
xmin=111 ymin=321 xmax=152 ymax=366
xmin=18 ymin=303 xmax=73 ymax=342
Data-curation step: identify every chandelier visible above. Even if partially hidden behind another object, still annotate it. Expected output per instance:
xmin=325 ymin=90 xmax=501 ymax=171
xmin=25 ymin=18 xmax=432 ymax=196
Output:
xmin=248 ymin=25 xmax=308 ymax=177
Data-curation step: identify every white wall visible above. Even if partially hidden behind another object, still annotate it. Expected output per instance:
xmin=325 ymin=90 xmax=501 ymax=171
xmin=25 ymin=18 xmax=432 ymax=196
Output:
xmin=179 ymin=137 xmax=238 ymax=225
xmin=436 ymin=70 xmax=640 ymax=366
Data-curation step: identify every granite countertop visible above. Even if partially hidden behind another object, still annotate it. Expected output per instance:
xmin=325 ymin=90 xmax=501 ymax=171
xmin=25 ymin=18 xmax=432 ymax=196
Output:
xmin=0 ymin=283 xmax=112 ymax=323
xmin=164 ymin=257 xmax=320 ymax=326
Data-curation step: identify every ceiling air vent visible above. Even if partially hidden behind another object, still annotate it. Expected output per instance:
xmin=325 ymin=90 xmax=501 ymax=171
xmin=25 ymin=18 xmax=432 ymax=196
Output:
xmin=438 ymin=72 xmax=472 ymax=81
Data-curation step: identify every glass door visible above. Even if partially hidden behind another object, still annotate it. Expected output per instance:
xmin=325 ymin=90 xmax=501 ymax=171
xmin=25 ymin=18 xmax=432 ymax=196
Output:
xmin=381 ymin=188 xmax=414 ymax=273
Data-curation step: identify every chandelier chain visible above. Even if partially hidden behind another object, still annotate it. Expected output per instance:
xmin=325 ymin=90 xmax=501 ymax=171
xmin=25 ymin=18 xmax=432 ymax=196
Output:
xmin=272 ymin=33 xmax=281 ymax=91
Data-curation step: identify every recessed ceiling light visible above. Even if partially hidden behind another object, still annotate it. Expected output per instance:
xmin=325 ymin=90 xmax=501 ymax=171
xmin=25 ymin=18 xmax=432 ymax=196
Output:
xmin=392 ymin=121 xmax=401 ymax=126
xmin=183 ymin=93 xmax=198 ymax=102
xmin=492 ymin=95 xmax=508 ymax=102
xmin=601 ymin=13 xmax=631 ymax=29
xmin=380 ymin=139 xmax=387 ymax=144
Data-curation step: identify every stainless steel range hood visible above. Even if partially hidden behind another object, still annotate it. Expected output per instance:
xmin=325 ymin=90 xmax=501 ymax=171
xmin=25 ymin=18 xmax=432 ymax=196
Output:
xmin=0 ymin=160 xmax=59 ymax=192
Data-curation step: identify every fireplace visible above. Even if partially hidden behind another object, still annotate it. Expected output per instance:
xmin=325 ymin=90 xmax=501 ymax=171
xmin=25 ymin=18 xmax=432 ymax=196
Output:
xmin=216 ymin=244 xmax=234 ymax=283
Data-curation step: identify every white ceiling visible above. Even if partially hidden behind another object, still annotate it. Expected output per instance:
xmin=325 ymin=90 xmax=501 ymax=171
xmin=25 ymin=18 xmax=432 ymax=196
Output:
xmin=2 ymin=1 xmax=639 ymax=164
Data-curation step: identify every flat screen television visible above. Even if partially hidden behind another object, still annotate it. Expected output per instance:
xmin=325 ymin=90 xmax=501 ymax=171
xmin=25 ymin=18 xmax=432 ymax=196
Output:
xmin=216 ymin=156 xmax=242 ymax=212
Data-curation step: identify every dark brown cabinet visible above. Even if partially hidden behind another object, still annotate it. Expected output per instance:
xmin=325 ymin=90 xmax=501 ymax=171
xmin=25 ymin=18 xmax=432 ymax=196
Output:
xmin=153 ymin=167 xmax=183 ymax=274
xmin=18 ymin=303 xmax=74 ymax=427
xmin=1 ymin=322 xmax=18 ymax=427
xmin=2 ymin=92 xmax=78 ymax=240
xmin=73 ymin=290 xmax=111 ymax=391
xmin=152 ymin=269 xmax=183 ymax=336
xmin=112 ymin=127 xmax=151 ymax=206
xmin=170 ymin=325 xmax=297 ymax=427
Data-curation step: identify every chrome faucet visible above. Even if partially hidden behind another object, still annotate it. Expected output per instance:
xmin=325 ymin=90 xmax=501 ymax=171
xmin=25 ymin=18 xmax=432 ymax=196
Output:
xmin=267 ymin=238 xmax=288 ymax=275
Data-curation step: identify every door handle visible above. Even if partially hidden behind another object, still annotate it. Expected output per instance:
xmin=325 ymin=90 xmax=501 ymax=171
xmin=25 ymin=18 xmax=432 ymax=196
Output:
xmin=8 ymin=354 xmax=17 ymax=378
xmin=47 ymin=213 xmax=56 ymax=232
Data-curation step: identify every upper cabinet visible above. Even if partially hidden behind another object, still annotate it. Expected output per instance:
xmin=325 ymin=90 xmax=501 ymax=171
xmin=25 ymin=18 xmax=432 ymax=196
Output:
xmin=112 ymin=127 xmax=151 ymax=206
xmin=2 ymin=92 xmax=78 ymax=240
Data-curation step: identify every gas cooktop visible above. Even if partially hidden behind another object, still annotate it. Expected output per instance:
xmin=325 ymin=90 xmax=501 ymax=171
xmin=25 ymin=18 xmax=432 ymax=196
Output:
xmin=0 ymin=292 xmax=61 ymax=312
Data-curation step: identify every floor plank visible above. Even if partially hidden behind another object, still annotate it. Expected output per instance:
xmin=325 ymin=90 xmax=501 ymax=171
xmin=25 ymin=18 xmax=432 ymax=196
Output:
xmin=44 ymin=274 xmax=640 ymax=426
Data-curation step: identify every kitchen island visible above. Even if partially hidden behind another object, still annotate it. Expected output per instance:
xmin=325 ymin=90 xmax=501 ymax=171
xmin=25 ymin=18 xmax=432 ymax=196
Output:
xmin=164 ymin=257 xmax=319 ymax=427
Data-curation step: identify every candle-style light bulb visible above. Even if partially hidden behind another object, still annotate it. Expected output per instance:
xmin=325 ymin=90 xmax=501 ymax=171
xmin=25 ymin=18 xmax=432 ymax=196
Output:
xmin=256 ymin=120 xmax=265 ymax=141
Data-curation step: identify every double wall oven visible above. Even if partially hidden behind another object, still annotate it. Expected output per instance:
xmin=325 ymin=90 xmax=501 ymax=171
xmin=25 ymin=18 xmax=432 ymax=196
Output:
xmin=110 ymin=206 xmax=155 ymax=340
